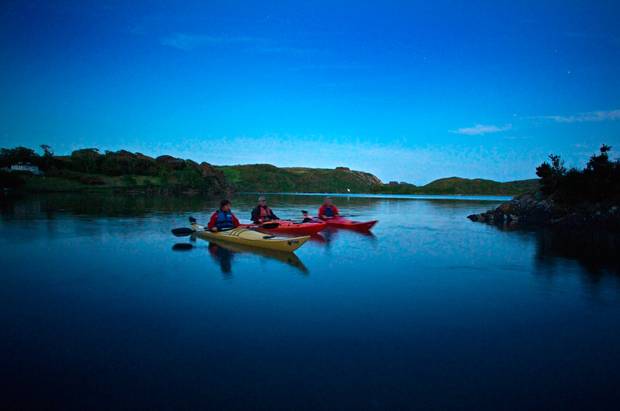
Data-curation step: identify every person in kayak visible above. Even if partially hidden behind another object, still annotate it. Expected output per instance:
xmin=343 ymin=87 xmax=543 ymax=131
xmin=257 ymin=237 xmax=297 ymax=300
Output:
xmin=318 ymin=197 xmax=340 ymax=220
xmin=208 ymin=199 xmax=240 ymax=231
xmin=251 ymin=195 xmax=279 ymax=224
xmin=301 ymin=210 xmax=314 ymax=223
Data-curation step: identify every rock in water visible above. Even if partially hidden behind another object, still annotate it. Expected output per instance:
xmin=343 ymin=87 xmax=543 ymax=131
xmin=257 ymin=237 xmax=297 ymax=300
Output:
xmin=468 ymin=192 xmax=620 ymax=231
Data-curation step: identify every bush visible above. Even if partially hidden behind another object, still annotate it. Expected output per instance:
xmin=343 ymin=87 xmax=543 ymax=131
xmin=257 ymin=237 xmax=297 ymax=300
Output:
xmin=536 ymin=145 xmax=620 ymax=205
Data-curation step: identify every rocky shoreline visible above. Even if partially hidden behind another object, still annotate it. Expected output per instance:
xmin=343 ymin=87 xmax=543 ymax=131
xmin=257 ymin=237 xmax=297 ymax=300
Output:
xmin=468 ymin=192 xmax=620 ymax=231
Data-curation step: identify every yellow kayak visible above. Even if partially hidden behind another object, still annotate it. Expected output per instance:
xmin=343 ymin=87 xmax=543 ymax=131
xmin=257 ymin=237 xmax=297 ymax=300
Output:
xmin=191 ymin=224 xmax=309 ymax=253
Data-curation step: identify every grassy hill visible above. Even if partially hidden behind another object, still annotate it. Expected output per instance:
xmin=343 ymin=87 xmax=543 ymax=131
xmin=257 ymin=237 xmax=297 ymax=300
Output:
xmin=2 ymin=146 xmax=538 ymax=196
xmin=218 ymin=164 xmax=382 ymax=193
xmin=412 ymin=177 xmax=539 ymax=195
xmin=218 ymin=164 xmax=538 ymax=195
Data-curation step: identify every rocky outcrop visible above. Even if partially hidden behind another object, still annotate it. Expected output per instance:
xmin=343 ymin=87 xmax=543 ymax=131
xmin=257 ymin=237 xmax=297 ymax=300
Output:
xmin=468 ymin=192 xmax=620 ymax=231
xmin=350 ymin=170 xmax=383 ymax=186
xmin=199 ymin=162 xmax=230 ymax=195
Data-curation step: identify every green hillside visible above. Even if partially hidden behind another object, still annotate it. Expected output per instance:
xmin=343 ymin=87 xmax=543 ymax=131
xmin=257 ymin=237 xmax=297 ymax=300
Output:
xmin=218 ymin=164 xmax=538 ymax=195
xmin=2 ymin=145 xmax=539 ymax=196
xmin=0 ymin=146 xmax=230 ymax=195
xmin=217 ymin=165 xmax=382 ymax=193
xmin=412 ymin=177 xmax=539 ymax=195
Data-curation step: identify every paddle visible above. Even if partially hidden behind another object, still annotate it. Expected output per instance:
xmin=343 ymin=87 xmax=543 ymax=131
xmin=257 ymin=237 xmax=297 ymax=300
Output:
xmin=171 ymin=226 xmax=236 ymax=237
xmin=174 ymin=216 xmax=279 ymax=238
xmin=243 ymin=221 xmax=280 ymax=229
xmin=301 ymin=210 xmax=360 ymax=219
xmin=259 ymin=222 xmax=280 ymax=229
xmin=301 ymin=210 xmax=359 ymax=217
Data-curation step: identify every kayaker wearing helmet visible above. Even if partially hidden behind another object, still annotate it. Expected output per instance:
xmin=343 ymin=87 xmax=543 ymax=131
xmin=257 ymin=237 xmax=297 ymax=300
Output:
xmin=251 ymin=195 xmax=279 ymax=224
xmin=208 ymin=199 xmax=240 ymax=232
xmin=318 ymin=197 xmax=340 ymax=220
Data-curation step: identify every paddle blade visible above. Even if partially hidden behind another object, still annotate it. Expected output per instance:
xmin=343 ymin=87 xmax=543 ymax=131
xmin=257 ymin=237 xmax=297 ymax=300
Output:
xmin=171 ymin=227 xmax=194 ymax=237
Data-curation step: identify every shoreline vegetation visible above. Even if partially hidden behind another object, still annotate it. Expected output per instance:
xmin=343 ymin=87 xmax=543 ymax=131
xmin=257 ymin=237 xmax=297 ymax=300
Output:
xmin=468 ymin=145 xmax=620 ymax=232
xmin=0 ymin=146 xmax=230 ymax=196
xmin=1 ymin=145 xmax=538 ymax=196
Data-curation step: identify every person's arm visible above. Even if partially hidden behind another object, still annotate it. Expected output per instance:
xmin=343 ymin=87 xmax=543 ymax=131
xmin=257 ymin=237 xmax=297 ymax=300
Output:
xmin=333 ymin=205 xmax=340 ymax=216
xmin=270 ymin=209 xmax=279 ymax=220
xmin=251 ymin=207 xmax=259 ymax=223
xmin=207 ymin=212 xmax=218 ymax=230
xmin=318 ymin=205 xmax=326 ymax=219
xmin=232 ymin=214 xmax=240 ymax=227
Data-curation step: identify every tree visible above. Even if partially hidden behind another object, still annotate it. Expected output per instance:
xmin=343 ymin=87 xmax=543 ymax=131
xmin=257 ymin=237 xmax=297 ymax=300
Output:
xmin=536 ymin=145 xmax=619 ymax=204
xmin=536 ymin=154 xmax=566 ymax=195
xmin=0 ymin=147 xmax=39 ymax=168
xmin=584 ymin=145 xmax=616 ymax=202
xmin=40 ymin=144 xmax=54 ymax=157
xmin=39 ymin=144 xmax=54 ymax=170
xmin=70 ymin=148 xmax=101 ymax=173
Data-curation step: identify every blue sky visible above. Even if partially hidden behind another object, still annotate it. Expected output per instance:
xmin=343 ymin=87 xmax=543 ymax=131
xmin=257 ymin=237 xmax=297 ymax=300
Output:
xmin=1 ymin=1 xmax=619 ymax=184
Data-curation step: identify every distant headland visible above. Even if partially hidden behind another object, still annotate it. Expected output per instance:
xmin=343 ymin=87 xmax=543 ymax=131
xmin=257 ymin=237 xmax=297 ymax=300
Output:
xmin=0 ymin=145 xmax=538 ymax=196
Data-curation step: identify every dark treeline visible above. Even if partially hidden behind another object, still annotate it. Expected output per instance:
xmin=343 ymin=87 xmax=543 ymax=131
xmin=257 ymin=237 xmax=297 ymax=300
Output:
xmin=0 ymin=146 xmax=230 ymax=194
xmin=536 ymin=144 xmax=620 ymax=205
xmin=468 ymin=144 xmax=620 ymax=231
xmin=0 ymin=145 xmax=54 ymax=170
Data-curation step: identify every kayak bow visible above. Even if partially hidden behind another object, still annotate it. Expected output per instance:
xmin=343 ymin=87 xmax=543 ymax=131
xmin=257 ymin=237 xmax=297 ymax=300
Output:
xmin=323 ymin=217 xmax=378 ymax=232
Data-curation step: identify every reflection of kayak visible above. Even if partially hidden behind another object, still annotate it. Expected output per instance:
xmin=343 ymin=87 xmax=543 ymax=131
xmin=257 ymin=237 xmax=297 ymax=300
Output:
xmin=242 ymin=220 xmax=327 ymax=236
xmin=309 ymin=233 xmax=327 ymax=243
xmin=192 ymin=223 xmax=309 ymax=252
xmin=207 ymin=239 xmax=308 ymax=274
xmin=323 ymin=217 xmax=378 ymax=232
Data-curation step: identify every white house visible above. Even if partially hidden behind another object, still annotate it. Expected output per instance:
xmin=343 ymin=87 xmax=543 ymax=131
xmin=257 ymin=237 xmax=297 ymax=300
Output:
xmin=6 ymin=163 xmax=42 ymax=175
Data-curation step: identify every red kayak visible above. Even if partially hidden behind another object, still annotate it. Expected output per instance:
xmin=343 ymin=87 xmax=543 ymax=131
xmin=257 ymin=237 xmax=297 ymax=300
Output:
xmin=242 ymin=220 xmax=327 ymax=236
xmin=323 ymin=217 xmax=378 ymax=232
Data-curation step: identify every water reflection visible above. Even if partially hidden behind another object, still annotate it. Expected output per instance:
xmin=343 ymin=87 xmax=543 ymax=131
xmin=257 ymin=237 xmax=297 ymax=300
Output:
xmin=484 ymin=222 xmax=620 ymax=278
xmin=1 ymin=192 xmax=219 ymax=218
xmin=309 ymin=233 xmax=327 ymax=243
xmin=208 ymin=242 xmax=234 ymax=275
xmin=4 ymin=192 xmax=620 ymax=409
xmin=534 ymin=229 xmax=620 ymax=277
xmin=2 ymin=192 xmax=617 ymax=281
xmin=173 ymin=237 xmax=309 ymax=276
xmin=171 ymin=243 xmax=193 ymax=251
xmin=317 ymin=227 xmax=377 ymax=250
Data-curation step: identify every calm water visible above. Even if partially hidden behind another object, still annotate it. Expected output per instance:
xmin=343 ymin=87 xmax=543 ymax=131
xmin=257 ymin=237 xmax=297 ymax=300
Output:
xmin=1 ymin=193 xmax=619 ymax=410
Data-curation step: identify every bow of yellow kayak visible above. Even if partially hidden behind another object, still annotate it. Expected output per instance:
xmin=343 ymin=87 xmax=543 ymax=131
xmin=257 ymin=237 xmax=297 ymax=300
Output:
xmin=191 ymin=224 xmax=309 ymax=253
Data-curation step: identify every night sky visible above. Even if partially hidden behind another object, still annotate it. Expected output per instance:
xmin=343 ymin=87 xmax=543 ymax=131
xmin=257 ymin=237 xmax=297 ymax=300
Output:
xmin=1 ymin=1 xmax=619 ymax=183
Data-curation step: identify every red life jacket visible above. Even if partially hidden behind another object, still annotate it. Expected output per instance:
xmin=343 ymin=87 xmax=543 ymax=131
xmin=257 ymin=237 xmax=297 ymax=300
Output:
xmin=260 ymin=206 xmax=272 ymax=218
